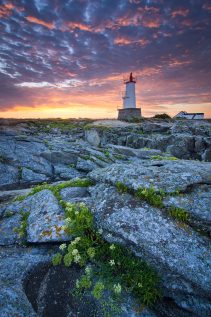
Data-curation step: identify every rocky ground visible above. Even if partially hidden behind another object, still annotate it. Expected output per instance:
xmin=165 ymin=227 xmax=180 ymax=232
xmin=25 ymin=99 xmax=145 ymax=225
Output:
xmin=0 ymin=118 xmax=210 ymax=317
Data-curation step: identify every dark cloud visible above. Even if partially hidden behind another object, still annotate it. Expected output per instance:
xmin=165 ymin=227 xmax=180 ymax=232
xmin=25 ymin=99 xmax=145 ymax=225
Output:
xmin=0 ymin=0 xmax=210 ymax=115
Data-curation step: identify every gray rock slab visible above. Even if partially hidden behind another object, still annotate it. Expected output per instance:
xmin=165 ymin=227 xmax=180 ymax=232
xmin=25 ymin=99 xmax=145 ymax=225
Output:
xmin=108 ymin=144 xmax=162 ymax=158
xmin=21 ymin=167 xmax=49 ymax=182
xmin=164 ymin=184 xmax=211 ymax=224
xmin=25 ymin=189 xmax=69 ymax=243
xmin=60 ymin=187 xmax=89 ymax=199
xmin=89 ymin=184 xmax=211 ymax=315
xmin=85 ymin=129 xmax=101 ymax=147
xmin=0 ymin=163 xmax=19 ymax=187
xmin=0 ymin=246 xmax=52 ymax=317
xmin=0 ymin=188 xmax=32 ymax=203
xmin=89 ymin=160 xmax=211 ymax=193
xmin=0 ymin=214 xmax=21 ymax=245
xmin=41 ymin=150 xmax=78 ymax=164
xmin=54 ymin=164 xmax=83 ymax=180
xmin=76 ymin=157 xmax=98 ymax=171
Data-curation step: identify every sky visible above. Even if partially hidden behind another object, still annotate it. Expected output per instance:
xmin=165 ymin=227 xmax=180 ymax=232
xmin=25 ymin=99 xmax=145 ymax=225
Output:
xmin=0 ymin=0 xmax=211 ymax=119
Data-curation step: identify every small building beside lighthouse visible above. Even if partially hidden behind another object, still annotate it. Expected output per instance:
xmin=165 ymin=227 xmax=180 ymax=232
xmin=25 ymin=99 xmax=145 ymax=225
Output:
xmin=118 ymin=72 xmax=142 ymax=120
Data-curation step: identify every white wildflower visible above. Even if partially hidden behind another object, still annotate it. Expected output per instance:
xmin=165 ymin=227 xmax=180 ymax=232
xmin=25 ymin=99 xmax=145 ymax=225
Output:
xmin=72 ymin=249 xmax=79 ymax=256
xmin=98 ymin=228 xmax=103 ymax=235
xmin=59 ymin=243 xmax=67 ymax=251
xmin=109 ymin=259 xmax=115 ymax=266
xmin=71 ymin=237 xmax=81 ymax=245
xmin=85 ymin=266 xmax=92 ymax=276
xmin=65 ymin=217 xmax=72 ymax=225
xmin=113 ymin=283 xmax=122 ymax=294
xmin=74 ymin=254 xmax=81 ymax=263
xmin=109 ymin=244 xmax=115 ymax=250
xmin=76 ymin=279 xmax=80 ymax=288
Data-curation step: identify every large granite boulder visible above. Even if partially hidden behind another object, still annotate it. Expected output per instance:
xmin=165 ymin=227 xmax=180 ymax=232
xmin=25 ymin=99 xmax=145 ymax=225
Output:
xmin=89 ymin=159 xmax=211 ymax=193
xmin=88 ymin=183 xmax=211 ymax=316
xmin=25 ymin=190 xmax=68 ymax=243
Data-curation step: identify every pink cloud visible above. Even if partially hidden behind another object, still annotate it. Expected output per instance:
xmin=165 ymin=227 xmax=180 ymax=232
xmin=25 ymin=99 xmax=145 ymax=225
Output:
xmin=26 ymin=16 xmax=55 ymax=29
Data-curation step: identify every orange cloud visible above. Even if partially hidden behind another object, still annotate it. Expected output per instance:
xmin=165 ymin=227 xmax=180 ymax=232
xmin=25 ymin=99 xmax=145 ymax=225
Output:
xmin=171 ymin=8 xmax=189 ymax=18
xmin=26 ymin=16 xmax=54 ymax=29
xmin=0 ymin=2 xmax=15 ymax=18
xmin=142 ymin=16 xmax=162 ymax=28
xmin=66 ymin=22 xmax=92 ymax=32
xmin=168 ymin=58 xmax=191 ymax=67
xmin=114 ymin=37 xmax=149 ymax=46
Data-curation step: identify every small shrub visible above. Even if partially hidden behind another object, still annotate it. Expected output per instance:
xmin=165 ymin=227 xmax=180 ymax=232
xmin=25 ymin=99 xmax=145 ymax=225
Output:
xmin=14 ymin=178 xmax=93 ymax=202
xmin=13 ymin=211 xmax=30 ymax=239
xmin=136 ymin=187 xmax=164 ymax=208
xmin=52 ymin=201 xmax=161 ymax=314
xmin=153 ymin=113 xmax=171 ymax=119
xmin=104 ymin=150 xmax=110 ymax=158
xmin=150 ymin=155 xmax=178 ymax=161
xmin=116 ymin=182 xmax=129 ymax=194
xmin=168 ymin=206 xmax=189 ymax=222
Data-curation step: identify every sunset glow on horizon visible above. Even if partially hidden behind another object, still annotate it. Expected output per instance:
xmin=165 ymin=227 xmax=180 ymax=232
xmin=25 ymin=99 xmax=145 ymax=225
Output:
xmin=0 ymin=0 xmax=211 ymax=119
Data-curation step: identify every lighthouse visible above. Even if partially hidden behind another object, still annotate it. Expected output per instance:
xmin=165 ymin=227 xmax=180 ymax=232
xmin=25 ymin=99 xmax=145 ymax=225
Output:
xmin=118 ymin=72 xmax=142 ymax=121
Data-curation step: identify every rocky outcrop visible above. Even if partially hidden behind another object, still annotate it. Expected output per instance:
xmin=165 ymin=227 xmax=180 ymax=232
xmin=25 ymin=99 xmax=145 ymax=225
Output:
xmin=89 ymin=159 xmax=211 ymax=193
xmin=1 ymin=119 xmax=211 ymax=317
xmin=85 ymin=120 xmax=211 ymax=161
xmin=88 ymin=183 xmax=211 ymax=316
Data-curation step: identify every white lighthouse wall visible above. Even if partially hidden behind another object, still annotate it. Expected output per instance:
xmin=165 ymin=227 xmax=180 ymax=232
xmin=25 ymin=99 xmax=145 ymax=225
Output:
xmin=123 ymin=82 xmax=136 ymax=108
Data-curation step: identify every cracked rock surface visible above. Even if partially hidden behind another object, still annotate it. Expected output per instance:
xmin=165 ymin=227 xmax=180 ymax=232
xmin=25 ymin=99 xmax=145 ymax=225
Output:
xmin=0 ymin=119 xmax=211 ymax=317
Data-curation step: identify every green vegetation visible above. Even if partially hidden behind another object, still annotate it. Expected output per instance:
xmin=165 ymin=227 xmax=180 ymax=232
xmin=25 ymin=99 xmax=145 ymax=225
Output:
xmin=116 ymin=182 xmax=130 ymax=194
xmin=104 ymin=149 xmax=110 ymax=158
xmin=168 ymin=206 xmax=190 ymax=222
xmin=136 ymin=187 xmax=165 ymax=208
xmin=29 ymin=119 xmax=94 ymax=133
xmin=14 ymin=178 xmax=93 ymax=202
xmin=13 ymin=211 xmax=30 ymax=238
xmin=116 ymin=182 xmax=164 ymax=208
xmin=150 ymin=155 xmax=178 ymax=161
xmin=116 ymin=183 xmax=190 ymax=224
xmin=153 ymin=113 xmax=171 ymax=119
xmin=52 ymin=202 xmax=161 ymax=315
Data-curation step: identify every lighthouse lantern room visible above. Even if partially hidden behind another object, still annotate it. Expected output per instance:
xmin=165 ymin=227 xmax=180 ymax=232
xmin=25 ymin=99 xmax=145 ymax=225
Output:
xmin=118 ymin=72 xmax=142 ymax=121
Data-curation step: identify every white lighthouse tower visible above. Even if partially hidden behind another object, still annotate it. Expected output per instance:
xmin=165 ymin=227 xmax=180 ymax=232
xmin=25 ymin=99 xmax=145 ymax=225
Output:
xmin=118 ymin=72 xmax=142 ymax=120
xmin=123 ymin=72 xmax=136 ymax=108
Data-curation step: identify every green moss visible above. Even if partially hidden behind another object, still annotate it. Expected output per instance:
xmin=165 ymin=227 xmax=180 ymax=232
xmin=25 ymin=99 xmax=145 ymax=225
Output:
xmin=136 ymin=187 xmax=164 ymax=208
xmin=52 ymin=201 xmax=161 ymax=312
xmin=14 ymin=178 xmax=93 ymax=202
xmin=168 ymin=206 xmax=189 ymax=222
xmin=13 ymin=211 xmax=30 ymax=239
xmin=103 ymin=150 xmax=110 ymax=158
xmin=150 ymin=155 xmax=178 ymax=161
xmin=116 ymin=182 xmax=130 ymax=194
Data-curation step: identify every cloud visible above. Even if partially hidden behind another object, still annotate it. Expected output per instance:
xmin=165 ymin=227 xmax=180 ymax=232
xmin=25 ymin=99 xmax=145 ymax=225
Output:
xmin=0 ymin=2 xmax=15 ymax=18
xmin=0 ymin=0 xmax=210 ymax=118
xmin=25 ymin=16 xmax=55 ymax=29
